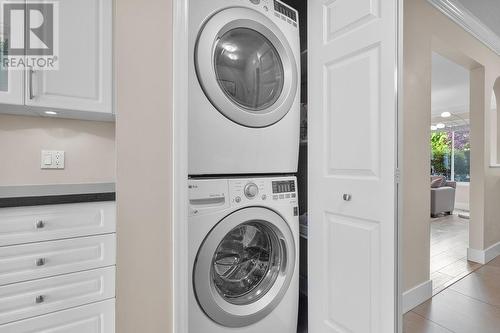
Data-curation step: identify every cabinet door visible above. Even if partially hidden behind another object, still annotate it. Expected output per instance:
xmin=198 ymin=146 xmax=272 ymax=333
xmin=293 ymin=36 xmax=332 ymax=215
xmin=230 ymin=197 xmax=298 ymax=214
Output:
xmin=0 ymin=50 xmax=23 ymax=105
xmin=25 ymin=0 xmax=112 ymax=113
xmin=0 ymin=299 xmax=115 ymax=332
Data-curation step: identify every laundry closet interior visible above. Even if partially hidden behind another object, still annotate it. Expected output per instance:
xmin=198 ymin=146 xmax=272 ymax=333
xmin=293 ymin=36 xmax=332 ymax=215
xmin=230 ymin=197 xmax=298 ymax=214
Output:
xmin=186 ymin=0 xmax=309 ymax=332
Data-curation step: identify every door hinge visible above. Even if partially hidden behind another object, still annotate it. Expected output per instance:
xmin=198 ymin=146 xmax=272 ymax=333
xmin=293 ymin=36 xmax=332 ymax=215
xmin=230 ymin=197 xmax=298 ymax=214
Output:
xmin=395 ymin=168 xmax=401 ymax=184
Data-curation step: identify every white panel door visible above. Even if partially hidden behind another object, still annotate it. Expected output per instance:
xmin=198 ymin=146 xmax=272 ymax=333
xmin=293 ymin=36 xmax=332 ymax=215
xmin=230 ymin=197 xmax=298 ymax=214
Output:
xmin=25 ymin=0 xmax=112 ymax=113
xmin=308 ymin=0 xmax=399 ymax=332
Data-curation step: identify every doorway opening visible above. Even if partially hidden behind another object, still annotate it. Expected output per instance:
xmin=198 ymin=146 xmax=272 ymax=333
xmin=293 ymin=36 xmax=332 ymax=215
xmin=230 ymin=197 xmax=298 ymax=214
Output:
xmin=429 ymin=52 xmax=477 ymax=295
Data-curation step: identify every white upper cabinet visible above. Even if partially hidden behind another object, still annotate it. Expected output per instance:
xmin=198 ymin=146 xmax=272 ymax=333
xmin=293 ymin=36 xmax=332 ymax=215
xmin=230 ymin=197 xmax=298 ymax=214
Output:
xmin=0 ymin=0 xmax=113 ymax=120
xmin=25 ymin=0 xmax=112 ymax=114
xmin=0 ymin=51 xmax=23 ymax=105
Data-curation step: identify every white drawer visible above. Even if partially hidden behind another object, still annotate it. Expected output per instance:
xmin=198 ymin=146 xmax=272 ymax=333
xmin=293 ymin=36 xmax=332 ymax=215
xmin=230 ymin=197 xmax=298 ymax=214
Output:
xmin=0 ymin=202 xmax=116 ymax=246
xmin=0 ymin=267 xmax=115 ymax=325
xmin=0 ymin=234 xmax=116 ymax=286
xmin=0 ymin=299 xmax=115 ymax=333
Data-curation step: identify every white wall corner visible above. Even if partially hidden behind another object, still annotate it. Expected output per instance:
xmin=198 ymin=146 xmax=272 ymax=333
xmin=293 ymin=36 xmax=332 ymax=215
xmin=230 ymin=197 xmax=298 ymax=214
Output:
xmin=402 ymin=280 xmax=433 ymax=313
xmin=427 ymin=0 xmax=500 ymax=56
xmin=468 ymin=241 xmax=500 ymax=264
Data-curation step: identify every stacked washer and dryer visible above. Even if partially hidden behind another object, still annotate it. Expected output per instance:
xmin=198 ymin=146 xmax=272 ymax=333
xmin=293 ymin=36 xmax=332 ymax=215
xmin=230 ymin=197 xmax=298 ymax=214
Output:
xmin=188 ymin=0 xmax=301 ymax=332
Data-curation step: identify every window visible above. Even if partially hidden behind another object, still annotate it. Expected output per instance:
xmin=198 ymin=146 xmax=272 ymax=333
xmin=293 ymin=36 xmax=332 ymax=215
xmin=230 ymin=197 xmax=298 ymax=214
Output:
xmin=431 ymin=127 xmax=470 ymax=182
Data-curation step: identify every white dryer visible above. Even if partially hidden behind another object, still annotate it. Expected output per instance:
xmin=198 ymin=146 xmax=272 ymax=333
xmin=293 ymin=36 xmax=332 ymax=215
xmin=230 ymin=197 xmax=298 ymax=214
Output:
xmin=189 ymin=0 xmax=301 ymax=175
xmin=188 ymin=176 xmax=299 ymax=332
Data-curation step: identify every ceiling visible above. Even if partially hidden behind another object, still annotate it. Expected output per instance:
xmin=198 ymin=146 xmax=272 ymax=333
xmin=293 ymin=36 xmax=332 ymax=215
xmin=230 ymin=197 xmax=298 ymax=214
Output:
xmin=455 ymin=0 xmax=500 ymax=37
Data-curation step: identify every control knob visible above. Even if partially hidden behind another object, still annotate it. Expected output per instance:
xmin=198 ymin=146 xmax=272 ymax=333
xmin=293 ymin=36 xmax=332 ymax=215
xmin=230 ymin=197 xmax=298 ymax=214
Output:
xmin=244 ymin=183 xmax=259 ymax=199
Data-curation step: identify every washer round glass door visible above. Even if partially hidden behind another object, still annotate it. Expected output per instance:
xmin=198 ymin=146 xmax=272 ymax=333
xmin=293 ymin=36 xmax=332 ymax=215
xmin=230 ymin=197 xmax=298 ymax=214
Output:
xmin=196 ymin=7 xmax=298 ymax=128
xmin=194 ymin=207 xmax=296 ymax=327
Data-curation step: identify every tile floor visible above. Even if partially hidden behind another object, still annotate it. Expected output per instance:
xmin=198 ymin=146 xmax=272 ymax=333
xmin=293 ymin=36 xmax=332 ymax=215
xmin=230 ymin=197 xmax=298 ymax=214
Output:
xmin=404 ymin=256 xmax=500 ymax=332
xmin=430 ymin=213 xmax=481 ymax=295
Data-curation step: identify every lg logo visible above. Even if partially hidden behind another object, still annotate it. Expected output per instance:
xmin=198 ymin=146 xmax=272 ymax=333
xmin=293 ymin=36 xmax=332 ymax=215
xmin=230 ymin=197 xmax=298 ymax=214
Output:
xmin=2 ymin=1 xmax=58 ymax=69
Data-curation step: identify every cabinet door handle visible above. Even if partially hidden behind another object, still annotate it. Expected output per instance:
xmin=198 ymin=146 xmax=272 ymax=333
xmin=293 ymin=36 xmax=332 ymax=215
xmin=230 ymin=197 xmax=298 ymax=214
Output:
xmin=35 ymin=295 xmax=45 ymax=304
xmin=36 ymin=258 xmax=46 ymax=266
xmin=36 ymin=220 xmax=45 ymax=229
xmin=29 ymin=68 xmax=35 ymax=99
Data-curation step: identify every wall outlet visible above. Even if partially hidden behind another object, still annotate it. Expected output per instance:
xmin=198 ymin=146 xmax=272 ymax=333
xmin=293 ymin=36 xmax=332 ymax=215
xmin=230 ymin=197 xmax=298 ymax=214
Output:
xmin=41 ymin=150 xmax=65 ymax=169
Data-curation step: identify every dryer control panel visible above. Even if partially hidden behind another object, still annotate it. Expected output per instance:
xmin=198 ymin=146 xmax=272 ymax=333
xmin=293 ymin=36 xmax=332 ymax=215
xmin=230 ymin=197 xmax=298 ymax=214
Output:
xmin=244 ymin=0 xmax=299 ymax=28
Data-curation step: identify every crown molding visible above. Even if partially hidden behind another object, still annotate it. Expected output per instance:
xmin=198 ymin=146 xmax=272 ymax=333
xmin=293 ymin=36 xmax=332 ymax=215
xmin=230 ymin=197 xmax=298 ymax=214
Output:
xmin=427 ymin=0 xmax=500 ymax=56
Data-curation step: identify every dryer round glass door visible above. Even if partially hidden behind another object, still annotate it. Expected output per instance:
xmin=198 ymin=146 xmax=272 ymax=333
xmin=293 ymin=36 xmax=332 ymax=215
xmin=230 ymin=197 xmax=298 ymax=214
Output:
xmin=194 ymin=207 xmax=296 ymax=327
xmin=196 ymin=7 xmax=298 ymax=128
xmin=214 ymin=28 xmax=284 ymax=112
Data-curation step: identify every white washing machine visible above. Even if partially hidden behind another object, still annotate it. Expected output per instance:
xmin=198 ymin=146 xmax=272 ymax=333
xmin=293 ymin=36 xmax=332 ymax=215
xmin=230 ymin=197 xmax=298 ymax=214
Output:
xmin=189 ymin=0 xmax=301 ymax=175
xmin=188 ymin=176 xmax=299 ymax=332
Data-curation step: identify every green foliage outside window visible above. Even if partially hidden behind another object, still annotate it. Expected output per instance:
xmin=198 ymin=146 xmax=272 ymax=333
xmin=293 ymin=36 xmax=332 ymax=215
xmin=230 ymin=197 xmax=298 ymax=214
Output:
xmin=430 ymin=129 xmax=470 ymax=182
xmin=431 ymin=132 xmax=451 ymax=177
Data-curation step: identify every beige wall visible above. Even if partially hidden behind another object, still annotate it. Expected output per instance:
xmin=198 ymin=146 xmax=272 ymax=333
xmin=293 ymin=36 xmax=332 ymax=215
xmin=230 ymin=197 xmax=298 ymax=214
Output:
xmin=0 ymin=114 xmax=115 ymax=186
xmin=403 ymin=0 xmax=500 ymax=292
xmin=115 ymin=0 xmax=174 ymax=332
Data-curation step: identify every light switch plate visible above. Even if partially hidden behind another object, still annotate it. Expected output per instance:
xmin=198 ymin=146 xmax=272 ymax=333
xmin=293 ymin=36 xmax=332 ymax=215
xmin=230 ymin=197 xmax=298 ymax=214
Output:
xmin=41 ymin=150 xmax=65 ymax=169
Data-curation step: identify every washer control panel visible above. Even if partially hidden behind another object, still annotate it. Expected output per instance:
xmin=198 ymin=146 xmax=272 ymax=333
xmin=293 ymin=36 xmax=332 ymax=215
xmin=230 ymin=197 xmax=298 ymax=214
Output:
xmin=229 ymin=176 xmax=297 ymax=206
xmin=189 ymin=176 xmax=298 ymax=216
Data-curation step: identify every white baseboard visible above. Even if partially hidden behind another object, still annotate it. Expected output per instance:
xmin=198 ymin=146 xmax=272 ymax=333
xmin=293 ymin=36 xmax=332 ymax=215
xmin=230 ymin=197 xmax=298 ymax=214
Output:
xmin=402 ymin=280 xmax=433 ymax=313
xmin=468 ymin=241 xmax=500 ymax=264
xmin=455 ymin=202 xmax=469 ymax=211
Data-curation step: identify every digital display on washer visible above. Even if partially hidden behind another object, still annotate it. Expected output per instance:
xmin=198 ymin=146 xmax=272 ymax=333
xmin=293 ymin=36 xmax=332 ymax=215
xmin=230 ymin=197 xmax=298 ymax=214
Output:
xmin=272 ymin=180 xmax=296 ymax=193
xmin=274 ymin=1 xmax=297 ymax=22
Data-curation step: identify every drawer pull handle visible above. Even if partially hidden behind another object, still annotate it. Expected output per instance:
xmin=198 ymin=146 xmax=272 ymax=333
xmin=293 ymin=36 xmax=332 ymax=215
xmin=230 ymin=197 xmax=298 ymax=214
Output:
xmin=36 ymin=220 xmax=45 ymax=229
xmin=36 ymin=258 xmax=46 ymax=266
xmin=35 ymin=295 xmax=45 ymax=304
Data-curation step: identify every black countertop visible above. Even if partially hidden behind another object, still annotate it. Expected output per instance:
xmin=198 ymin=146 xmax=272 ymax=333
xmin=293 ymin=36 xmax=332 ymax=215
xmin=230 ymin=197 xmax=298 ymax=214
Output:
xmin=0 ymin=183 xmax=115 ymax=208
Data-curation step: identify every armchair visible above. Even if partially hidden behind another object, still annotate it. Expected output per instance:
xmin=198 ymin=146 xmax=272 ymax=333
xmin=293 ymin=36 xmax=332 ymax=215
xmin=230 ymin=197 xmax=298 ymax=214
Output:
xmin=431 ymin=176 xmax=456 ymax=217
